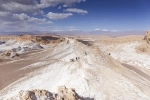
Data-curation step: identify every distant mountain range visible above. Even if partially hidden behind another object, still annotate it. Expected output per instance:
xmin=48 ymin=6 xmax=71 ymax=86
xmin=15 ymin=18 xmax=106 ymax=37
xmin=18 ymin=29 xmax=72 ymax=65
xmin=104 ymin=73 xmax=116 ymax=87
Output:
xmin=0 ymin=30 xmax=146 ymax=37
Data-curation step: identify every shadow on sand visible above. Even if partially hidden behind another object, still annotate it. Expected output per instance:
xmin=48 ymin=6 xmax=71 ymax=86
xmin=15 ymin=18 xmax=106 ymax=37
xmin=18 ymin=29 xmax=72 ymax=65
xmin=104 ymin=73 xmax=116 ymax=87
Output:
xmin=77 ymin=39 xmax=93 ymax=46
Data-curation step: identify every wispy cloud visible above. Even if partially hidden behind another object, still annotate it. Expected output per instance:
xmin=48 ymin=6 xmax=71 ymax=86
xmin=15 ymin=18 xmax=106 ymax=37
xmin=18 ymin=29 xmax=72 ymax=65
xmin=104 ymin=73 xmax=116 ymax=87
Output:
xmin=63 ymin=5 xmax=68 ymax=7
xmin=102 ymin=29 xmax=108 ymax=32
xmin=47 ymin=12 xmax=73 ymax=20
xmin=64 ymin=8 xmax=88 ymax=15
xmin=95 ymin=28 xmax=101 ymax=31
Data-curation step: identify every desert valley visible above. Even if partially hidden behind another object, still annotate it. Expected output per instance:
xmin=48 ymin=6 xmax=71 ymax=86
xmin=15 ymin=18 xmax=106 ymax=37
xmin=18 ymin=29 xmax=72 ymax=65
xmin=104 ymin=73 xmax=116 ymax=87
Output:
xmin=0 ymin=0 xmax=150 ymax=99
xmin=0 ymin=32 xmax=150 ymax=100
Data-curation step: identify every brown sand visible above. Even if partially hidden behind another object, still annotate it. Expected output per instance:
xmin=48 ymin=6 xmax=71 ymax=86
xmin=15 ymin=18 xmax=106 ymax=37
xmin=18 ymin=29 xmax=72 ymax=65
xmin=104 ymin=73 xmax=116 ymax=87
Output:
xmin=0 ymin=50 xmax=43 ymax=90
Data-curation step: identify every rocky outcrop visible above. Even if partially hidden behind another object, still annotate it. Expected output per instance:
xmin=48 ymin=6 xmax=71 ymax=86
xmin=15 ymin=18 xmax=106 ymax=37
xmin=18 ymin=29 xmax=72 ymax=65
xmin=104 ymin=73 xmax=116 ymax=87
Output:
xmin=137 ymin=31 xmax=150 ymax=53
xmin=136 ymin=42 xmax=150 ymax=54
xmin=0 ymin=35 xmax=64 ymax=45
xmin=57 ymin=86 xmax=79 ymax=100
xmin=1 ymin=50 xmax=19 ymax=58
xmin=144 ymin=31 xmax=150 ymax=44
xmin=16 ymin=86 xmax=91 ymax=100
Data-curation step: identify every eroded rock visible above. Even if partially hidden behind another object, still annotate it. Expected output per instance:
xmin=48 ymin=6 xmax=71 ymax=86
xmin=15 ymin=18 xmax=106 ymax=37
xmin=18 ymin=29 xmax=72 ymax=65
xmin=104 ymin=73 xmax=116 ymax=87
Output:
xmin=1 ymin=50 xmax=19 ymax=58
xmin=19 ymin=86 xmax=80 ymax=100
xmin=144 ymin=31 xmax=150 ymax=44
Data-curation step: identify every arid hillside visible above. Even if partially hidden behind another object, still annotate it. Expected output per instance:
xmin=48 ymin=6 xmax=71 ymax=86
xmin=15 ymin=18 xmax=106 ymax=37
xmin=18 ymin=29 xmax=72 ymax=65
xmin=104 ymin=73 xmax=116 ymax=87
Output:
xmin=0 ymin=35 xmax=64 ymax=44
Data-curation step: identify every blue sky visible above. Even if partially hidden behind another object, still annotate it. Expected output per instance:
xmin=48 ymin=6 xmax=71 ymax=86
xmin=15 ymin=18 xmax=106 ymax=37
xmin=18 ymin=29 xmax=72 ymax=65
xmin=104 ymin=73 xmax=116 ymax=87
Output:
xmin=0 ymin=0 xmax=149 ymax=33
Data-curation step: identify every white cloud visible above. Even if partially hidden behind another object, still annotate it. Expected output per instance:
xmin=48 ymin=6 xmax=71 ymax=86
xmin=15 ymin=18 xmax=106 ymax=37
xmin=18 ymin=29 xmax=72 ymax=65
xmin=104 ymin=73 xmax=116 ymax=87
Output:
xmin=95 ymin=28 xmax=101 ymax=31
xmin=0 ymin=12 xmax=53 ymax=32
xmin=52 ymin=30 xmax=64 ymax=32
xmin=0 ymin=0 xmax=87 ymax=32
xmin=112 ymin=30 xmax=118 ymax=32
xmin=47 ymin=12 xmax=73 ymax=20
xmin=63 ymin=5 xmax=68 ymax=7
xmin=0 ymin=19 xmax=53 ymax=32
xmin=0 ymin=12 xmax=52 ymax=24
xmin=38 ymin=0 xmax=86 ymax=8
xmin=13 ymin=13 xmax=29 ymax=21
xmin=0 ymin=0 xmax=37 ymax=5
xmin=102 ymin=29 xmax=108 ymax=32
xmin=0 ymin=12 xmax=10 ymax=17
xmin=64 ymin=8 xmax=88 ymax=14
xmin=0 ymin=0 xmax=87 ymax=14
xmin=0 ymin=1 xmax=41 ymax=14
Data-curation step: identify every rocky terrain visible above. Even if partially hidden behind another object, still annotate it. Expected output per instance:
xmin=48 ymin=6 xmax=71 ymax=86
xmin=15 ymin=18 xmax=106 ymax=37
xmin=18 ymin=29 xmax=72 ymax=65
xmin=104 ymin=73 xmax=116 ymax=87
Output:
xmin=144 ymin=31 xmax=150 ymax=44
xmin=0 ymin=33 xmax=150 ymax=100
xmin=0 ymin=35 xmax=64 ymax=45
xmin=10 ymin=86 xmax=93 ymax=100
xmin=0 ymin=35 xmax=64 ymax=60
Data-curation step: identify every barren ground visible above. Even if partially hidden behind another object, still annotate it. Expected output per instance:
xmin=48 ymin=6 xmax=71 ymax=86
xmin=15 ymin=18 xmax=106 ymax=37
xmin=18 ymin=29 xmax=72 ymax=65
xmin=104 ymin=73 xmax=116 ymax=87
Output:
xmin=0 ymin=35 xmax=150 ymax=100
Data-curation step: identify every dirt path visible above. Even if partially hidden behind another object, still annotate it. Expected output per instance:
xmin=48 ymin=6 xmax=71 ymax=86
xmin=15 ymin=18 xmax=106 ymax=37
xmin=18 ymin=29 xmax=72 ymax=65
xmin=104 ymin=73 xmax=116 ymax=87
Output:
xmin=122 ymin=63 xmax=150 ymax=81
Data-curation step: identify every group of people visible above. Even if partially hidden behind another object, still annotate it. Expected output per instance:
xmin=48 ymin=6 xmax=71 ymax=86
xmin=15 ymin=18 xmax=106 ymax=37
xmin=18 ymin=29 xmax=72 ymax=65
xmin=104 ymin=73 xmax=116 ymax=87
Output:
xmin=70 ymin=57 xmax=80 ymax=62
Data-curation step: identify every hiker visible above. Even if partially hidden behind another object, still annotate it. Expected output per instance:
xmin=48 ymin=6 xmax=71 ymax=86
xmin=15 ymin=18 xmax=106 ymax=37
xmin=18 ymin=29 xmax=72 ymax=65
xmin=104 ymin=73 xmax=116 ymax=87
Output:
xmin=76 ymin=57 xmax=78 ymax=60
xmin=85 ymin=52 xmax=87 ymax=55
xmin=70 ymin=59 xmax=74 ymax=62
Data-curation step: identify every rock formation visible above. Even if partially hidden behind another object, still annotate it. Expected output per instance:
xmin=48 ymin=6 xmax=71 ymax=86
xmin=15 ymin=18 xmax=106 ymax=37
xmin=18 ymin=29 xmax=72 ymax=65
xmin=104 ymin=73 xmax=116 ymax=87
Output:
xmin=17 ymin=86 xmax=84 ymax=100
xmin=57 ymin=86 xmax=79 ymax=100
xmin=1 ymin=50 xmax=19 ymax=58
xmin=0 ymin=35 xmax=64 ymax=45
xmin=135 ymin=31 xmax=150 ymax=53
xmin=144 ymin=31 xmax=150 ymax=44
